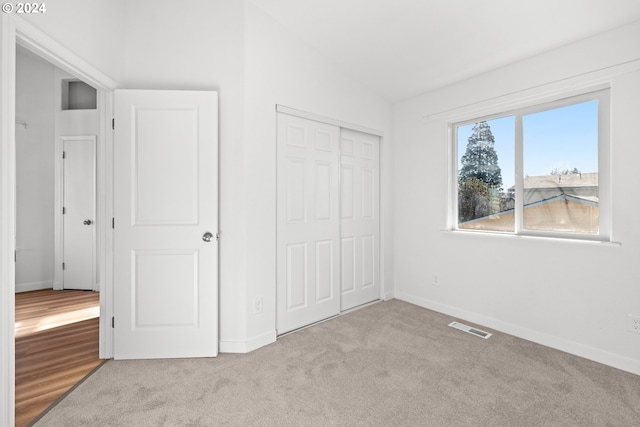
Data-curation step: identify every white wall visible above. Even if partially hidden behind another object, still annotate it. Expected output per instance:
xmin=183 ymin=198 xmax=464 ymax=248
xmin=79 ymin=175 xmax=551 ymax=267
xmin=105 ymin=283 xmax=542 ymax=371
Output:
xmin=14 ymin=0 xmax=393 ymax=351
xmin=393 ymin=21 xmax=640 ymax=374
xmin=242 ymin=3 xmax=394 ymax=347
xmin=123 ymin=0 xmax=248 ymax=345
xmin=122 ymin=1 xmax=394 ymax=350
xmin=15 ymin=48 xmax=55 ymax=292
xmin=21 ymin=0 xmax=125 ymax=83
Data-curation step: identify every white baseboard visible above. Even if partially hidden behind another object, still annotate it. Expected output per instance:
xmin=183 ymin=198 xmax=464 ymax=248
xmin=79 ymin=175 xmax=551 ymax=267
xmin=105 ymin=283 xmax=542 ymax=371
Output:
xmin=396 ymin=291 xmax=640 ymax=376
xmin=384 ymin=290 xmax=395 ymax=301
xmin=15 ymin=281 xmax=53 ymax=293
xmin=219 ymin=329 xmax=277 ymax=354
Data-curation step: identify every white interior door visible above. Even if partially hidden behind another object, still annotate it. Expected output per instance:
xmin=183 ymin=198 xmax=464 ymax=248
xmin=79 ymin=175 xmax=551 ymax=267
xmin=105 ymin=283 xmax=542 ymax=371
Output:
xmin=62 ymin=136 xmax=96 ymax=291
xmin=277 ymin=113 xmax=341 ymax=334
xmin=113 ymin=89 xmax=218 ymax=359
xmin=340 ymin=129 xmax=380 ymax=310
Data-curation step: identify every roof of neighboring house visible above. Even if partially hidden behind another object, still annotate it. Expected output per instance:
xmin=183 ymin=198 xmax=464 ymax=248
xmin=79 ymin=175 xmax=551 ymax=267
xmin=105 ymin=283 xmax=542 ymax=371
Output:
xmin=525 ymin=193 xmax=598 ymax=208
xmin=459 ymin=193 xmax=598 ymax=226
xmin=508 ymin=172 xmax=598 ymax=191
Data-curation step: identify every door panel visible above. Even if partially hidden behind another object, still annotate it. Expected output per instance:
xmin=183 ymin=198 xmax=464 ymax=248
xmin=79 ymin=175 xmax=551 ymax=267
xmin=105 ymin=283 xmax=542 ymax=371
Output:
xmin=114 ymin=90 xmax=218 ymax=359
xmin=277 ymin=114 xmax=340 ymax=334
xmin=340 ymin=129 xmax=380 ymax=311
xmin=133 ymin=108 xmax=199 ymax=225
xmin=341 ymin=237 xmax=355 ymax=293
xmin=286 ymin=243 xmax=307 ymax=310
xmin=133 ymin=250 xmax=198 ymax=326
xmin=315 ymin=240 xmax=334 ymax=302
xmin=62 ymin=136 xmax=95 ymax=291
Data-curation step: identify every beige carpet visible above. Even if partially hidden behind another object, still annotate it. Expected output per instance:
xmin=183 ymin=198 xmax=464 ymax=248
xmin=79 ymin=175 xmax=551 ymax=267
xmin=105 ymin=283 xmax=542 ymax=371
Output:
xmin=33 ymin=300 xmax=640 ymax=426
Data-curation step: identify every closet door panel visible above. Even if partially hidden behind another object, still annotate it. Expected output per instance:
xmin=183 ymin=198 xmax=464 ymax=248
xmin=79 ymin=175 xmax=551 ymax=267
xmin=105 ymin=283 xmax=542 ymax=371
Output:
xmin=277 ymin=114 xmax=341 ymax=334
xmin=340 ymin=129 xmax=380 ymax=311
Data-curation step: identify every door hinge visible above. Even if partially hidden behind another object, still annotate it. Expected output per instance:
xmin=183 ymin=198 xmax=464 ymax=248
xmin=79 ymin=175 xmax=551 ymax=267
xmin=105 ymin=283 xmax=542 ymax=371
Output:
xmin=112 ymin=218 xmax=115 ymax=229
xmin=62 ymin=151 xmax=66 ymax=159
xmin=112 ymin=118 xmax=115 ymax=130
xmin=216 ymin=232 xmax=221 ymax=241
xmin=62 ymin=262 xmax=65 ymax=270
xmin=62 ymin=207 xmax=66 ymax=214
xmin=112 ymin=317 xmax=115 ymax=328
xmin=14 ymin=250 xmax=16 ymax=262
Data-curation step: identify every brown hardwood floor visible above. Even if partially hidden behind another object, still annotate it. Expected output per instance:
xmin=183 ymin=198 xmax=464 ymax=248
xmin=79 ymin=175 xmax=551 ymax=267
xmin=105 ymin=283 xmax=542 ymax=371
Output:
xmin=15 ymin=289 xmax=102 ymax=427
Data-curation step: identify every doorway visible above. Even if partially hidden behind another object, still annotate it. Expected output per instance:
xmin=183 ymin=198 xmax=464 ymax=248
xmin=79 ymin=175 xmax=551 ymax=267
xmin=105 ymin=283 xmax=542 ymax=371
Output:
xmin=16 ymin=47 xmax=99 ymax=292
xmin=14 ymin=45 xmax=101 ymax=425
xmin=1 ymin=17 xmax=118 ymax=427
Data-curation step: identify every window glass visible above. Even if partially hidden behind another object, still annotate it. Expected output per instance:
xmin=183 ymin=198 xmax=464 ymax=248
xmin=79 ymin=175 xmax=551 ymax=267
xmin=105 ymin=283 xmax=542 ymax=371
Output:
xmin=457 ymin=116 xmax=514 ymax=232
xmin=522 ymin=101 xmax=599 ymax=234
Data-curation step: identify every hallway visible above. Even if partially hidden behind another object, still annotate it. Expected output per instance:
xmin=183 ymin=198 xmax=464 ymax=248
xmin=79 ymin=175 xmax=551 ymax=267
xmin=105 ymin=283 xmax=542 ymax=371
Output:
xmin=15 ymin=289 xmax=101 ymax=426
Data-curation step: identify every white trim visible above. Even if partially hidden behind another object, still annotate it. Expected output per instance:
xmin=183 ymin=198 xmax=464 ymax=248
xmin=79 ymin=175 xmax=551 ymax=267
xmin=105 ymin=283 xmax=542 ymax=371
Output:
xmin=15 ymin=281 xmax=53 ymax=293
xmin=13 ymin=16 xmax=117 ymax=91
xmin=384 ymin=290 xmax=395 ymax=301
xmin=396 ymin=291 xmax=640 ymax=376
xmin=99 ymin=90 xmax=114 ymax=358
xmin=440 ymin=228 xmax=622 ymax=247
xmin=0 ymin=14 xmax=17 ymax=427
xmin=514 ymin=115 xmax=524 ymax=232
xmin=597 ymin=91 xmax=612 ymax=243
xmin=220 ymin=330 xmax=277 ymax=354
xmin=378 ymin=134 xmax=389 ymax=306
xmin=422 ymin=59 xmax=640 ymax=123
xmin=1 ymin=15 xmax=118 ymax=425
xmin=447 ymin=122 xmax=457 ymax=231
xmin=53 ymin=114 xmax=63 ymax=290
xmin=276 ymin=104 xmax=384 ymax=137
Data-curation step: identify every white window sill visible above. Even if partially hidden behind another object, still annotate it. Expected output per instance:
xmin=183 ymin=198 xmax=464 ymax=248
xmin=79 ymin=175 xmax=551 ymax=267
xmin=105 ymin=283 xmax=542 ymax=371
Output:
xmin=440 ymin=229 xmax=622 ymax=247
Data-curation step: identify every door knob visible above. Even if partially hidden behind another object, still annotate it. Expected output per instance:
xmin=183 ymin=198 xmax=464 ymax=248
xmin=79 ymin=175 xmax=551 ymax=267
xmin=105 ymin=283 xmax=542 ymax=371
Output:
xmin=83 ymin=219 xmax=93 ymax=225
xmin=202 ymin=232 xmax=214 ymax=242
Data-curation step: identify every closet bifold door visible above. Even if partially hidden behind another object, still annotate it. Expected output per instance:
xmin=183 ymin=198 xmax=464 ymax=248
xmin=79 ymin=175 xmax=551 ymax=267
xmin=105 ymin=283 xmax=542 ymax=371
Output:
xmin=276 ymin=113 xmax=341 ymax=335
xmin=339 ymin=128 xmax=380 ymax=311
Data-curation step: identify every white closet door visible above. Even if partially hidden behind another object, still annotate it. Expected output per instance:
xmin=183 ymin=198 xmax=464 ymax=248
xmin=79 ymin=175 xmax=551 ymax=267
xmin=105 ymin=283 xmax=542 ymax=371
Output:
xmin=340 ymin=128 xmax=380 ymax=311
xmin=276 ymin=114 xmax=341 ymax=334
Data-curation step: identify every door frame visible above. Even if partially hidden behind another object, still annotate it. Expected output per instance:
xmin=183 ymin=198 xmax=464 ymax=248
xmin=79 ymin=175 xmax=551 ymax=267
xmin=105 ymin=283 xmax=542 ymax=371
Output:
xmin=1 ymin=15 xmax=117 ymax=426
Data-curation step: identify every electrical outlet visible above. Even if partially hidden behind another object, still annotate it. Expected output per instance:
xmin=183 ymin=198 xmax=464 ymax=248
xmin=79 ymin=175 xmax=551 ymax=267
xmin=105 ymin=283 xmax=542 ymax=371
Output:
xmin=433 ymin=274 xmax=439 ymax=286
xmin=629 ymin=314 xmax=640 ymax=334
xmin=253 ymin=297 xmax=263 ymax=314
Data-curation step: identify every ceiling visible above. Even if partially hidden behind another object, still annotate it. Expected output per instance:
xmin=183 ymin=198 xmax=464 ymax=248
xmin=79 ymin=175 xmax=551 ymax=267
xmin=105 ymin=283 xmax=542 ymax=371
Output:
xmin=250 ymin=0 xmax=640 ymax=103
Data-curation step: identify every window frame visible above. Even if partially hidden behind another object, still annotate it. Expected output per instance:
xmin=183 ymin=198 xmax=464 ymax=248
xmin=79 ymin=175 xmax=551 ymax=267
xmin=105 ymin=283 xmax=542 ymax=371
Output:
xmin=451 ymin=88 xmax=611 ymax=242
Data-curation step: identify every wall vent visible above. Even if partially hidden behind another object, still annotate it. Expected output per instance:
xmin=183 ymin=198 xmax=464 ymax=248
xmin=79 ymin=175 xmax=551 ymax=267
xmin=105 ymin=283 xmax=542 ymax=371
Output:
xmin=448 ymin=321 xmax=492 ymax=339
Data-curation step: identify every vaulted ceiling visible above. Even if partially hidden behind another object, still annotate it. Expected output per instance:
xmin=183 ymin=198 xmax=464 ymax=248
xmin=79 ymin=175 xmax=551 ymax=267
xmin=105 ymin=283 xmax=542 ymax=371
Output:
xmin=251 ymin=0 xmax=640 ymax=102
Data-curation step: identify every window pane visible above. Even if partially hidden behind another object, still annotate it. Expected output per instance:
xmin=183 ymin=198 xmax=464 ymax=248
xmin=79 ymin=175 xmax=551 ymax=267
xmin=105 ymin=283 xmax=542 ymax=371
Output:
xmin=522 ymin=101 xmax=598 ymax=234
xmin=457 ymin=117 xmax=515 ymax=232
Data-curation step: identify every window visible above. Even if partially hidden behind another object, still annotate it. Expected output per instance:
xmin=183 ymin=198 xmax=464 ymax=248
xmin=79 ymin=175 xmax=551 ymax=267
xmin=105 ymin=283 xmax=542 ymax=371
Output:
xmin=61 ymin=79 xmax=97 ymax=110
xmin=453 ymin=89 xmax=609 ymax=240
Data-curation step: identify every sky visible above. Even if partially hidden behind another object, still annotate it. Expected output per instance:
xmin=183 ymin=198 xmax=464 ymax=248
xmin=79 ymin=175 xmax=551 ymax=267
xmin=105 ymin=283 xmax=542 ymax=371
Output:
xmin=457 ymin=100 xmax=599 ymax=190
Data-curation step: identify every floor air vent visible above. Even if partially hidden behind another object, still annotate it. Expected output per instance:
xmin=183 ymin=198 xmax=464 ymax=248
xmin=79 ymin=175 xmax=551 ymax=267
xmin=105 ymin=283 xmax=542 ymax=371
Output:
xmin=448 ymin=321 xmax=492 ymax=339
